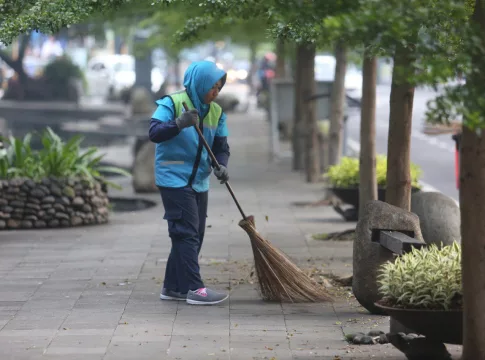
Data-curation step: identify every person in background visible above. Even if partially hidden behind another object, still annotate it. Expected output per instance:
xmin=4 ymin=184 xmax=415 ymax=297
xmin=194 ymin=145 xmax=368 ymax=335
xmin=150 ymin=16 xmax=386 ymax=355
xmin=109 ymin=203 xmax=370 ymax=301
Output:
xmin=148 ymin=60 xmax=231 ymax=305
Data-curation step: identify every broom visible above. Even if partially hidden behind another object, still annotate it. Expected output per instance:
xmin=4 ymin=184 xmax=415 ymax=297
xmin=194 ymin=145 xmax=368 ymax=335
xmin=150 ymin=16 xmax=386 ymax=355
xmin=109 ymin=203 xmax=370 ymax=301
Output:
xmin=182 ymin=102 xmax=333 ymax=303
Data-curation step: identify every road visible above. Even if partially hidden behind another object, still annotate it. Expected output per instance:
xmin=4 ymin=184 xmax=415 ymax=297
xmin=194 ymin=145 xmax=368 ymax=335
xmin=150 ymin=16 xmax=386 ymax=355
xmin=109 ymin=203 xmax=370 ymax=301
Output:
xmin=345 ymin=85 xmax=460 ymax=202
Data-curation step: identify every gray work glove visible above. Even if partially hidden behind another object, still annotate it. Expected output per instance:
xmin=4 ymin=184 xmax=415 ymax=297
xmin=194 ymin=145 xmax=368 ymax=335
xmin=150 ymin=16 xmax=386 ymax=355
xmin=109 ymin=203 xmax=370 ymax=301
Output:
xmin=175 ymin=109 xmax=198 ymax=130
xmin=214 ymin=165 xmax=229 ymax=184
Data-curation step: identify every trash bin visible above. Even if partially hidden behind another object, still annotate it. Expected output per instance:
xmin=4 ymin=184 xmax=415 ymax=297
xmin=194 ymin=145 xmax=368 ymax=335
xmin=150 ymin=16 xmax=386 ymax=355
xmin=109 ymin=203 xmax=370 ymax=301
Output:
xmin=451 ymin=132 xmax=462 ymax=189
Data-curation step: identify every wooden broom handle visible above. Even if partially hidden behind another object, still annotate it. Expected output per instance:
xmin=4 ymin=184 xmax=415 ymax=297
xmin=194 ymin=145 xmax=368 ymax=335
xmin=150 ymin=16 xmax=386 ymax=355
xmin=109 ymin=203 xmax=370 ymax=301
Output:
xmin=182 ymin=101 xmax=247 ymax=220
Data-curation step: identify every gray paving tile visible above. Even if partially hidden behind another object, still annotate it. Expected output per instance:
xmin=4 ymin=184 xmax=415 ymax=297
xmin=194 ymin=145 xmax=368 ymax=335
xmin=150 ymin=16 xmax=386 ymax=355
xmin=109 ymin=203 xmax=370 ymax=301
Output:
xmin=2 ymin=314 xmax=66 ymax=331
xmin=172 ymin=317 xmax=229 ymax=337
xmin=0 ymin=338 xmax=49 ymax=360
xmin=168 ymin=335 xmax=229 ymax=359
xmin=0 ymin=292 xmax=35 ymax=302
xmin=230 ymin=347 xmax=292 ymax=360
xmin=43 ymin=355 xmax=104 ymax=360
xmin=112 ymin=321 xmax=174 ymax=341
xmin=61 ymin=309 xmax=123 ymax=330
xmin=104 ymin=340 xmax=170 ymax=360
xmin=45 ymin=335 xmax=111 ymax=356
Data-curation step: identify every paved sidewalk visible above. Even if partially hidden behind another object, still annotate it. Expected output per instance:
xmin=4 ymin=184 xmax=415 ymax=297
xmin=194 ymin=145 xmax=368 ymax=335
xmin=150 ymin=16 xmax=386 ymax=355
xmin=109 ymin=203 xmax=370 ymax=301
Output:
xmin=0 ymin=109 xmax=461 ymax=359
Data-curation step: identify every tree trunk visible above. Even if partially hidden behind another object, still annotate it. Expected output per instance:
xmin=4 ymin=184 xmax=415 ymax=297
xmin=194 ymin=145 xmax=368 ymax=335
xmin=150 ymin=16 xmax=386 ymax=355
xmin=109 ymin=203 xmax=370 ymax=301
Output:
xmin=0 ymin=34 xmax=29 ymax=81
xmin=460 ymin=127 xmax=485 ymax=360
xmin=358 ymin=54 xmax=378 ymax=216
xmin=292 ymin=44 xmax=305 ymax=171
xmin=384 ymin=44 xmax=415 ymax=210
xmin=461 ymin=1 xmax=485 ymax=359
xmin=0 ymin=34 xmax=34 ymax=100
xmin=174 ymin=54 xmax=182 ymax=88
xmin=247 ymin=40 xmax=258 ymax=93
xmin=300 ymin=43 xmax=319 ymax=182
xmin=275 ymin=39 xmax=286 ymax=78
xmin=328 ymin=41 xmax=347 ymax=167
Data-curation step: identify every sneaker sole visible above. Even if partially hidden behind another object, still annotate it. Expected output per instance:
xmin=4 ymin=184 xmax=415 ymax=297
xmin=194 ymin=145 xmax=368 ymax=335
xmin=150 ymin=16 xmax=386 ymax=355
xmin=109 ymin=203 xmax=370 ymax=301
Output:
xmin=160 ymin=294 xmax=186 ymax=301
xmin=186 ymin=295 xmax=228 ymax=305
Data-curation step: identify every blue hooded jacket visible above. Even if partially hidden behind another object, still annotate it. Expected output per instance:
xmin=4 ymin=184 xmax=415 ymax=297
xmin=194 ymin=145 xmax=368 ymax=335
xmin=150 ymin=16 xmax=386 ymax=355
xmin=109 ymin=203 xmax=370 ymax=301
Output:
xmin=149 ymin=61 xmax=230 ymax=192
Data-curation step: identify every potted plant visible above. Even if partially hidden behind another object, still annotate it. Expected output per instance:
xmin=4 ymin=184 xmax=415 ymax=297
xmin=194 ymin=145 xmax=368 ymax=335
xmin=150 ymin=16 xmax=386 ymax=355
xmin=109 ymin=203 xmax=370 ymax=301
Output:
xmin=0 ymin=127 xmax=130 ymax=230
xmin=374 ymin=242 xmax=462 ymax=345
xmin=324 ymin=155 xmax=422 ymax=209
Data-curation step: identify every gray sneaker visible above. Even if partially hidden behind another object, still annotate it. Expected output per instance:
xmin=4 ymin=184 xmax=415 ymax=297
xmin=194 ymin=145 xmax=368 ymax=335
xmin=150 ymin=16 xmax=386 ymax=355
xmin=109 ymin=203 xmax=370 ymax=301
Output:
xmin=186 ymin=288 xmax=228 ymax=305
xmin=160 ymin=288 xmax=187 ymax=301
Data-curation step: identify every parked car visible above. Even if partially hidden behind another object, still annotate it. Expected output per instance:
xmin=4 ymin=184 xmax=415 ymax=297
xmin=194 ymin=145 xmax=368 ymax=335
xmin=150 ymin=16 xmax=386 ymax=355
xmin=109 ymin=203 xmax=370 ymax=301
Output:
xmin=315 ymin=54 xmax=363 ymax=101
xmin=84 ymin=54 xmax=165 ymax=101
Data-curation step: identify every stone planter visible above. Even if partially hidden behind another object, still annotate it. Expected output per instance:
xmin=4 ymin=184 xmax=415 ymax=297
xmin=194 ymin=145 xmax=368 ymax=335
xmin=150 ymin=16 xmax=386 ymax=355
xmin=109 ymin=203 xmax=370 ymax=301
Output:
xmin=374 ymin=302 xmax=462 ymax=345
xmin=330 ymin=186 xmax=421 ymax=209
xmin=0 ymin=177 xmax=110 ymax=230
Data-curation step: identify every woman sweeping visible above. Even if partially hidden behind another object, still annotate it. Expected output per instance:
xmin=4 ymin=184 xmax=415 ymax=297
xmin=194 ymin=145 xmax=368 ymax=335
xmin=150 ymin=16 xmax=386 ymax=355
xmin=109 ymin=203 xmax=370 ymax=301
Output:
xmin=149 ymin=61 xmax=230 ymax=305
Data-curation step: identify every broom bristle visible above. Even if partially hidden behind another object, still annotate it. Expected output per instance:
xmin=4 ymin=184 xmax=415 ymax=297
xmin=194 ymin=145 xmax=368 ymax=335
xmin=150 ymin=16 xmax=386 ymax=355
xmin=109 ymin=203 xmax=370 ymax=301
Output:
xmin=239 ymin=216 xmax=333 ymax=303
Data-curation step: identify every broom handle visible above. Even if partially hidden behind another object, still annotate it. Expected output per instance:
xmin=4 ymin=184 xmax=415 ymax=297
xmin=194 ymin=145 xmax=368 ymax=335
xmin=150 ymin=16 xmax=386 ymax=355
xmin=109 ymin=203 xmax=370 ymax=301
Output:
xmin=182 ymin=102 xmax=247 ymax=220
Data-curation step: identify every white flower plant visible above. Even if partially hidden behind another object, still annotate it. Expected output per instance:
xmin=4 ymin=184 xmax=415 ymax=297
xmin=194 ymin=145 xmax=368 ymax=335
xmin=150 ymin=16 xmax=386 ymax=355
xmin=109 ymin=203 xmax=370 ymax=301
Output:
xmin=377 ymin=242 xmax=462 ymax=311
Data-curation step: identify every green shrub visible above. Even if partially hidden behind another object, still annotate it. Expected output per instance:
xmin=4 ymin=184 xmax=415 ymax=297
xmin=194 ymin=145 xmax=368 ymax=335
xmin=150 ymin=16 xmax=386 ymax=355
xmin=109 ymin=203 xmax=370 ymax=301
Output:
xmin=377 ymin=242 xmax=462 ymax=310
xmin=0 ymin=128 xmax=130 ymax=189
xmin=43 ymin=56 xmax=86 ymax=89
xmin=324 ymin=155 xmax=422 ymax=188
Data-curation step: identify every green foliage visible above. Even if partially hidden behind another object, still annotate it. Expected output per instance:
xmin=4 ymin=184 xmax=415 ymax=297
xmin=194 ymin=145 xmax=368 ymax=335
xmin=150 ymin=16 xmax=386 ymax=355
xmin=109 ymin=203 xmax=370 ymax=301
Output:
xmin=0 ymin=128 xmax=130 ymax=189
xmin=43 ymin=56 xmax=87 ymax=92
xmin=0 ymin=0 xmax=133 ymax=45
xmin=377 ymin=242 xmax=462 ymax=310
xmin=157 ymin=0 xmax=356 ymax=46
xmin=172 ymin=16 xmax=270 ymax=47
xmin=423 ymin=1 xmax=485 ymax=131
xmin=324 ymin=156 xmax=422 ymax=188
xmin=322 ymin=0 xmax=472 ymax=87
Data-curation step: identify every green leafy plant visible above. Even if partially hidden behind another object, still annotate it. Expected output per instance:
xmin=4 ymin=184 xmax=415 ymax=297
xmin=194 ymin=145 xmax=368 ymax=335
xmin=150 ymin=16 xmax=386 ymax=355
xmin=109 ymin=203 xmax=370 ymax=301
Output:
xmin=324 ymin=155 xmax=422 ymax=188
xmin=0 ymin=128 xmax=130 ymax=189
xmin=377 ymin=242 xmax=462 ymax=310
xmin=43 ymin=56 xmax=88 ymax=98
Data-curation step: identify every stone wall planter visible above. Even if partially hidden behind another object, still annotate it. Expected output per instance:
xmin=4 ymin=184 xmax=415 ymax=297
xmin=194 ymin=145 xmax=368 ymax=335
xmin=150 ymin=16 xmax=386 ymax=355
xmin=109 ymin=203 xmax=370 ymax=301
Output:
xmin=0 ymin=177 xmax=110 ymax=230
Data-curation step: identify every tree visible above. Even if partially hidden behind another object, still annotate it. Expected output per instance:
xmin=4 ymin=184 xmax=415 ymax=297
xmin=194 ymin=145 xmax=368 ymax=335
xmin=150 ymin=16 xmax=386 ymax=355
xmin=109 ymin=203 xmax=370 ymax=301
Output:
xmin=328 ymin=0 xmax=485 ymax=356
xmin=323 ymin=10 xmax=379 ymax=217
xmin=327 ymin=41 xmax=347 ymax=169
xmin=265 ymin=1 xmax=356 ymax=181
xmin=424 ymin=0 xmax=485 ymax=356
xmin=323 ymin=0 xmax=467 ymax=211
xmin=358 ymin=53 xmax=378 ymax=217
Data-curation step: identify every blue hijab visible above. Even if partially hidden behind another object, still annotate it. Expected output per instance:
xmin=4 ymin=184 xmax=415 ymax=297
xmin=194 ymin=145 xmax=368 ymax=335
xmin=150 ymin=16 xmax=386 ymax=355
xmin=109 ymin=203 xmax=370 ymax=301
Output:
xmin=183 ymin=61 xmax=227 ymax=118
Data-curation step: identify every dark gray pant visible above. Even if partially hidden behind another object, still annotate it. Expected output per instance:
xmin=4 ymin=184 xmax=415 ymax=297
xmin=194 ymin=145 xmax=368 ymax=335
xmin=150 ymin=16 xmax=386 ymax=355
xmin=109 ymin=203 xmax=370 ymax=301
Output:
xmin=159 ymin=186 xmax=208 ymax=294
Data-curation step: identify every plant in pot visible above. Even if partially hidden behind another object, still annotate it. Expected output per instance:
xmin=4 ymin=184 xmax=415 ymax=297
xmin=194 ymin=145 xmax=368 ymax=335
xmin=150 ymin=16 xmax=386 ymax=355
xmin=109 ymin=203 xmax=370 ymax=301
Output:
xmin=0 ymin=127 xmax=130 ymax=230
xmin=375 ymin=242 xmax=462 ymax=345
xmin=324 ymin=155 xmax=422 ymax=209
